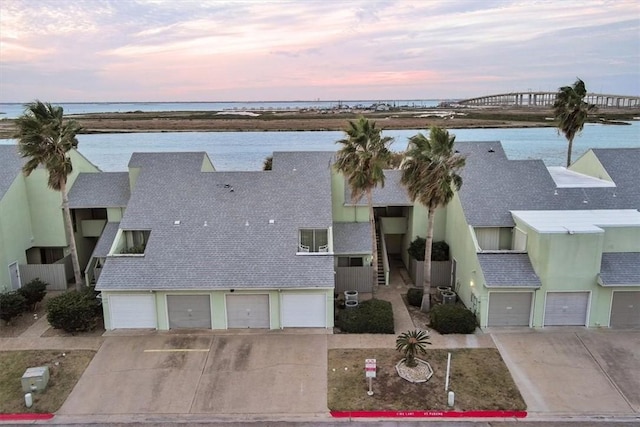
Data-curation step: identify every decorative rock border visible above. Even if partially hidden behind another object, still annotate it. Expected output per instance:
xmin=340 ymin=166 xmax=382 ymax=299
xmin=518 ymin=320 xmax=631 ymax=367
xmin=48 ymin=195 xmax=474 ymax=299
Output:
xmin=395 ymin=358 xmax=434 ymax=383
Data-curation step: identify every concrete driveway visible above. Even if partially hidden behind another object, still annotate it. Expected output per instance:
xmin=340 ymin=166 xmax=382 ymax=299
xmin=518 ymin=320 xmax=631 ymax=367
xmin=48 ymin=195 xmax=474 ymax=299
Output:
xmin=492 ymin=330 xmax=640 ymax=415
xmin=58 ymin=333 xmax=328 ymax=416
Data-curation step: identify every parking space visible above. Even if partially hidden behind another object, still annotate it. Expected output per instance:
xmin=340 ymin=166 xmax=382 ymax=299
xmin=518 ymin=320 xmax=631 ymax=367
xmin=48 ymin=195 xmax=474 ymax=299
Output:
xmin=59 ymin=334 xmax=328 ymax=415
xmin=492 ymin=330 xmax=639 ymax=415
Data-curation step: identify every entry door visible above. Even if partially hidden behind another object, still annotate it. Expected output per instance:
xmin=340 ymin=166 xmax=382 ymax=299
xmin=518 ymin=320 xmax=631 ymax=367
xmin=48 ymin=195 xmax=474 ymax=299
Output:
xmin=9 ymin=262 xmax=21 ymax=290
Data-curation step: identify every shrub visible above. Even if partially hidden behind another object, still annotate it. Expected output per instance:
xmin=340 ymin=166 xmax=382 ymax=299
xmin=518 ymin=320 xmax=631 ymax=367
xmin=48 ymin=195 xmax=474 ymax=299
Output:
xmin=431 ymin=241 xmax=450 ymax=261
xmin=337 ymin=299 xmax=394 ymax=334
xmin=407 ymin=287 xmax=423 ymax=307
xmin=408 ymin=237 xmax=426 ymax=261
xmin=0 ymin=291 xmax=27 ymax=323
xmin=46 ymin=290 xmax=101 ymax=333
xmin=407 ymin=238 xmax=450 ymax=261
xmin=430 ymin=303 xmax=477 ymax=334
xmin=17 ymin=278 xmax=48 ymax=308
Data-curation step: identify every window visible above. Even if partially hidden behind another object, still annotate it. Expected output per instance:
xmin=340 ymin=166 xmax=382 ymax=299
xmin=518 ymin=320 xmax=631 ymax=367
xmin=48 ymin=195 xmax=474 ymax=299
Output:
xmin=299 ymin=229 xmax=328 ymax=252
xmin=338 ymin=257 xmax=364 ymax=267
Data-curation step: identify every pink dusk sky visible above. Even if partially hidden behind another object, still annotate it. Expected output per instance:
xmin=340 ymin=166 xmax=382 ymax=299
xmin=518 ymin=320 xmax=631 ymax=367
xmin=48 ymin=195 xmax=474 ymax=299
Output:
xmin=1 ymin=0 xmax=639 ymax=102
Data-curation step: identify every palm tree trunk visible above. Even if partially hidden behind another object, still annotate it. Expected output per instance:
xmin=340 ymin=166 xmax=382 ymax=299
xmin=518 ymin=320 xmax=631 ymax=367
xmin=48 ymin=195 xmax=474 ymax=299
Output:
xmin=60 ymin=179 xmax=84 ymax=291
xmin=566 ymin=136 xmax=574 ymax=167
xmin=421 ymin=206 xmax=436 ymax=312
xmin=368 ymin=189 xmax=378 ymax=288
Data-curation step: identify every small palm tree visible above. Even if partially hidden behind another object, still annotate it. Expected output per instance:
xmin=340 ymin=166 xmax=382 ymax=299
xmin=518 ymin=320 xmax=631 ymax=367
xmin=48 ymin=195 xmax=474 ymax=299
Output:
xmin=14 ymin=101 xmax=84 ymax=290
xmin=335 ymin=116 xmax=393 ymax=285
xmin=401 ymin=126 xmax=465 ymax=312
xmin=553 ymin=78 xmax=598 ymax=167
xmin=396 ymin=329 xmax=431 ymax=367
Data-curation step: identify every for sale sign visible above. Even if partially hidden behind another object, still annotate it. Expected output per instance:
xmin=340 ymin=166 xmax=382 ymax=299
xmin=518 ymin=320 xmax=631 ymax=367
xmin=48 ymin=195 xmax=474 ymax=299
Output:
xmin=365 ymin=358 xmax=376 ymax=378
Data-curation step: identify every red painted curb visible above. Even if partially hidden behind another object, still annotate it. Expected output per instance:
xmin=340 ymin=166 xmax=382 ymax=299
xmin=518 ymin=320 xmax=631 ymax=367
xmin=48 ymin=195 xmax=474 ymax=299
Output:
xmin=0 ymin=413 xmax=54 ymax=421
xmin=331 ymin=410 xmax=527 ymax=418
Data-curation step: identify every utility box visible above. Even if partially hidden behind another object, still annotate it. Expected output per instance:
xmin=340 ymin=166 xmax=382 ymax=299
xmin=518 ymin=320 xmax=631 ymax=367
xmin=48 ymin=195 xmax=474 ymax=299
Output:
xmin=21 ymin=366 xmax=49 ymax=392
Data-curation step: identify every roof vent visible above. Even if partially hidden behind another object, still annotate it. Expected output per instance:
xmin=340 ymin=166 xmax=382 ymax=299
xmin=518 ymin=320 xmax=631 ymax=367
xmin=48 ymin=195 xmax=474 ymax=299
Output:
xmin=488 ymin=148 xmax=495 ymax=153
xmin=204 ymin=221 xmax=208 ymax=227
xmin=245 ymin=221 xmax=249 ymax=227
xmin=173 ymin=220 xmax=181 ymax=226
xmin=269 ymin=219 xmax=275 ymax=224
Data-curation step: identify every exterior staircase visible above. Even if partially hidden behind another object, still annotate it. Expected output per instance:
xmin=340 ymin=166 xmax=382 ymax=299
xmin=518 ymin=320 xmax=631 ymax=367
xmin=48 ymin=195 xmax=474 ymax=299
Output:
xmin=375 ymin=225 xmax=386 ymax=286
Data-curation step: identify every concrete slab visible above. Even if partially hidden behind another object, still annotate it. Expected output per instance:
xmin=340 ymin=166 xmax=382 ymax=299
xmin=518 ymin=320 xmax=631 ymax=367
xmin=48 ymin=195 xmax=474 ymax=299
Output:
xmin=59 ymin=334 xmax=328 ymax=416
xmin=492 ymin=332 xmax=635 ymax=415
xmin=577 ymin=331 xmax=640 ymax=412
xmin=191 ymin=334 xmax=327 ymax=414
xmin=59 ymin=335 xmax=212 ymax=414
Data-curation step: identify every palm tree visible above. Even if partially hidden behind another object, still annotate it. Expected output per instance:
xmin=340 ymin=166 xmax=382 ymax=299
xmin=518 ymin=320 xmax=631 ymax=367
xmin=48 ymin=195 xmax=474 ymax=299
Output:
xmin=553 ymin=78 xmax=598 ymax=167
xmin=401 ymin=126 xmax=465 ymax=312
xmin=335 ymin=116 xmax=393 ymax=285
xmin=396 ymin=329 xmax=431 ymax=367
xmin=263 ymin=155 xmax=273 ymax=171
xmin=14 ymin=101 xmax=84 ymax=291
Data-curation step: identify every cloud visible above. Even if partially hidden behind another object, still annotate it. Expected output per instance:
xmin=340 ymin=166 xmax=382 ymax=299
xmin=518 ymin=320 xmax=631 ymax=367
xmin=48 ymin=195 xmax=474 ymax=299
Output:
xmin=0 ymin=0 xmax=638 ymax=102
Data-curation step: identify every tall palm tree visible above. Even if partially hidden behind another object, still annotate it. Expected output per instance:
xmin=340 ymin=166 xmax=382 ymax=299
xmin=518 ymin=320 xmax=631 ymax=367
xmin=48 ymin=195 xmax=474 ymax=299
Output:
xmin=553 ymin=78 xmax=598 ymax=167
xmin=335 ymin=116 xmax=393 ymax=285
xmin=14 ymin=101 xmax=84 ymax=290
xmin=401 ymin=126 xmax=465 ymax=312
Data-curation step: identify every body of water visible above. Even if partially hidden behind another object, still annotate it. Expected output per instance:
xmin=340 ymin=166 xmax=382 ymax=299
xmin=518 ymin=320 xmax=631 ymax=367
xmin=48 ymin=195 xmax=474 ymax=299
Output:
xmin=0 ymin=100 xmax=442 ymax=119
xmin=1 ymin=123 xmax=638 ymax=171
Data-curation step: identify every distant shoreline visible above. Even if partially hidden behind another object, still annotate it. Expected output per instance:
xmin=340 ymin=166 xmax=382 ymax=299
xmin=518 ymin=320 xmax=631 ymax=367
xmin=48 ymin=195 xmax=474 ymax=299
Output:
xmin=1 ymin=107 xmax=637 ymax=139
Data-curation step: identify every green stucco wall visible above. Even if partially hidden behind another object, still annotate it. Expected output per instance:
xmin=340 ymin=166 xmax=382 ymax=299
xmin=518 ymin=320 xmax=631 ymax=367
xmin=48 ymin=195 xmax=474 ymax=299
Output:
xmin=570 ymin=150 xmax=613 ymax=182
xmin=0 ymin=176 xmax=33 ymax=291
xmin=330 ymin=169 xmax=368 ymax=222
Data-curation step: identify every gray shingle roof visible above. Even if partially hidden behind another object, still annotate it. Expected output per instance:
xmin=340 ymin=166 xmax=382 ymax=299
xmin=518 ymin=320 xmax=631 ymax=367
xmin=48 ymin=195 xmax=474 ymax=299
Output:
xmin=332 ymin=222 xmax=371 ymax=254
xmin=68 ymin=172 xmax=130 ymax=208
xmin=599 ymin=252 xmax=640 ymax=286
xmin=345 ymin=169 xmax=412 ymax=206
xmin=457 ymin=143 xmax=639 ymax=226
xmin=97 ymin=151 xmax=336 ymax=291
xmin=0 ymin=145 xmax=24 ymax=199
xmin=478 ymin=253 xmax=541 ymax=288
xmin=91 ymin=222 xmax=120 ymax=258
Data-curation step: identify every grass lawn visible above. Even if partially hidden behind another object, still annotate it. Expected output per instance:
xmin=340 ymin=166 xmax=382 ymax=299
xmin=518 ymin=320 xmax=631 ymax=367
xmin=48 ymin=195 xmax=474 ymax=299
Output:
xmin=328 ymin=348 xmax=525 ymax=411
xmin=0 ymin=350 xmax=95 ymax=413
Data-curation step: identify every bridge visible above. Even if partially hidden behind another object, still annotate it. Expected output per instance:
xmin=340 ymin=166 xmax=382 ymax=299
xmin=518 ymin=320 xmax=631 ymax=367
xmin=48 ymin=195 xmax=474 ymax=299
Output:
xmin=457 ymin=92 xmax=640 ymax=108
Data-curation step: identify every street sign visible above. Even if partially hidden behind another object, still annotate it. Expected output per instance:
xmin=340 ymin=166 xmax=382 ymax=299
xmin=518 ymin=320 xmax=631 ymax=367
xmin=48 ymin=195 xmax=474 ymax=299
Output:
xmin=365 ymin=358 xmax=376 ymax=378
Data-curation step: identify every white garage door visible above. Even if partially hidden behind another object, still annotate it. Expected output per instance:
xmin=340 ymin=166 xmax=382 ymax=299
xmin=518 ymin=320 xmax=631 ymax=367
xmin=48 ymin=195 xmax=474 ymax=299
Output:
xmin=282 ymin=294 xmax=326 ymax=327
xmin=226 ymin=294 xmax=270 ymax=328
xmin=487 ymin=292 xmax=533 ymax=327
xmin=544 ymin=292 xmax=589 ymax=326
xmin=610 ymin=291 xmax=640 ymax=328
xmin=109 ymin=294 xmax=156 ymax=329
xmin=167 ymin=295 xmax=211 ymax=329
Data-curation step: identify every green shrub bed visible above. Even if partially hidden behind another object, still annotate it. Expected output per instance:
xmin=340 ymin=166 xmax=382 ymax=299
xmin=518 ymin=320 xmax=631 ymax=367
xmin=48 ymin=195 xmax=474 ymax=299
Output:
xmin=337 ymin=298 xmax=394 ymax=334
xmin=430 ymin=303 xmax=477 ymax=334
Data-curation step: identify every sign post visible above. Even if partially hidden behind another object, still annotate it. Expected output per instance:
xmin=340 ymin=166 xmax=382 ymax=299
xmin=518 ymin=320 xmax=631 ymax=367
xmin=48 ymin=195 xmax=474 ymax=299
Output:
xmin=365 ymin=358 xmax=376 ymax=396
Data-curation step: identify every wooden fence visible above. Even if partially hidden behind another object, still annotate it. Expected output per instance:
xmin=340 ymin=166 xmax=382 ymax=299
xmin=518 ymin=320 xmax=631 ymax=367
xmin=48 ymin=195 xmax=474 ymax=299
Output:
xmin=335 ymin=266 xmax=374 ymax=293
xmin=19 ymin=255 xmax=72 ymax=290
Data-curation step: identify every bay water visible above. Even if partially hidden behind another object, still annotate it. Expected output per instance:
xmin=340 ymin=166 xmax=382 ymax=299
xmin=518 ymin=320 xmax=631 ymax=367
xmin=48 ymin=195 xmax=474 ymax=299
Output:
xmin=1 ymin=123 xmax=638 ymax=172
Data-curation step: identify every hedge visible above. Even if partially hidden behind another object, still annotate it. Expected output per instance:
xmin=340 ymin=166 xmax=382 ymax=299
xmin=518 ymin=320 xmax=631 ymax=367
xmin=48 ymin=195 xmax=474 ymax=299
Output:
xmin=430 ymin=303 xmax=477 ymax=334
xmin=17 ymin=278 xmax=47 ymax=308
xmin=47 ymin=289 xmax=101 ymax=333
xmin=0 ymin=291 xmax=27 ymax=323
xmin=336 ymin=298 xmax=394 ymax=334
